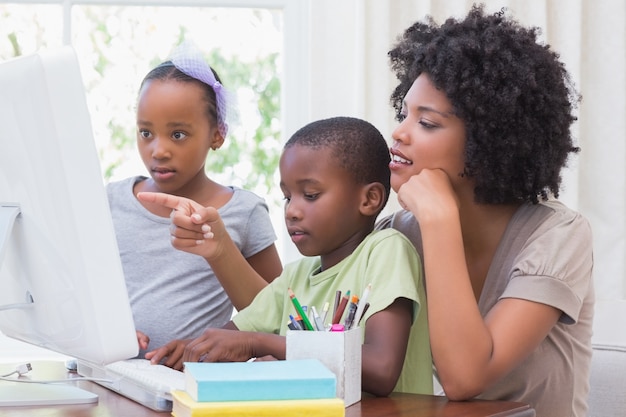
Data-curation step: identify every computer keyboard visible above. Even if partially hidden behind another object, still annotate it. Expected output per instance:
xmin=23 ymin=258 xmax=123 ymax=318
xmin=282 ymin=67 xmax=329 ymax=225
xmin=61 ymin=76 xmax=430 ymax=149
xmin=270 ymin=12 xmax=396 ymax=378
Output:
xmin=105 ymin=358 xmax=186 ymax=395
xmin=77 ymin=358 xmax=186 ymax=411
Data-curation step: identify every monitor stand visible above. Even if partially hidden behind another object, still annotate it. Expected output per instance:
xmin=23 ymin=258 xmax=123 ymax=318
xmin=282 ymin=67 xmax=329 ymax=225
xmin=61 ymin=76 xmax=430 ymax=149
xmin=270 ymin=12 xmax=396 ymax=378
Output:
xmin=0 ymin=383 xmax=98 ymax=406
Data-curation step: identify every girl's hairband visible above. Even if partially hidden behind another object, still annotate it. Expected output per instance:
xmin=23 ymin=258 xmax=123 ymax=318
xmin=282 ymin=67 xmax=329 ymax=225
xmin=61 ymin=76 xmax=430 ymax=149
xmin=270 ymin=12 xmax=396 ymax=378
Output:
xmin=168 ymin=41 xmax=234 ymax=137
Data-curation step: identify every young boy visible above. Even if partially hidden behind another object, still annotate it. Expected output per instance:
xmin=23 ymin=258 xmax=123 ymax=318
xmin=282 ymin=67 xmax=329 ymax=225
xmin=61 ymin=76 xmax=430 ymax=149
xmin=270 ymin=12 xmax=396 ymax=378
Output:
xmin=138 ymin=117 xmax=432 ymax=396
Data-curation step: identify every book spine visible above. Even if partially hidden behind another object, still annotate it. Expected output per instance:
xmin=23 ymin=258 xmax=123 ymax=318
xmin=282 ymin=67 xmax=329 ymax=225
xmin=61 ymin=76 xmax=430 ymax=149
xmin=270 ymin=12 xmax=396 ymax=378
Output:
xmin=173 ymin=397 xmax=345 ymax=417
xmin=192 ymin=379 xmax=336 ymax=402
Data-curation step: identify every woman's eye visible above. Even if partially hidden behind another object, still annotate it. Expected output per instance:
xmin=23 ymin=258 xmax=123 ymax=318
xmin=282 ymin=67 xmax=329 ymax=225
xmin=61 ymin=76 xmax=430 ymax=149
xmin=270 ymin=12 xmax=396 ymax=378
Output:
xmin=172 ymin=131 xmax=187 ymax=140
xmin=396 ymin=113 xmax=407 ymax=122
xmin=304 ymin=193 xmax=319 ymax=201
xmin=419 ymin=120 xmax=437 ymax=130
xmin=139 ymin=130 xmax=151 ymax=139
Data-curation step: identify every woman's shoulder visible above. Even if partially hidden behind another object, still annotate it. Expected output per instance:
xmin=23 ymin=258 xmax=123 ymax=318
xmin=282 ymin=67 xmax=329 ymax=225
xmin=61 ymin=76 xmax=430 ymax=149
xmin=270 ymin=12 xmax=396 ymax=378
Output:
xmin=517 ymin=199 xmax=592 ymax=238
xmin=376 ymin=209 xmax=417 ymax=230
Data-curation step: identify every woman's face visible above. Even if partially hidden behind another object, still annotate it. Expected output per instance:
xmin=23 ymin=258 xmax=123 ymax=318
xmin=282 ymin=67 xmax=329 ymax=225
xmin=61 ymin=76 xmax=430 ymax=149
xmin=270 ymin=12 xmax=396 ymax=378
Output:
xmin=389 ymin=73 xmax=467 ymax=193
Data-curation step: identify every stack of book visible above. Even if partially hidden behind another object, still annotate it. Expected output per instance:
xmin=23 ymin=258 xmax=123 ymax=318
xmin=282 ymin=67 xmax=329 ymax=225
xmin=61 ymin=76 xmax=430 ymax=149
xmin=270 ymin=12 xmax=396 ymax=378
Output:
xmin=171 ymin=359 xmax=345 ymax=417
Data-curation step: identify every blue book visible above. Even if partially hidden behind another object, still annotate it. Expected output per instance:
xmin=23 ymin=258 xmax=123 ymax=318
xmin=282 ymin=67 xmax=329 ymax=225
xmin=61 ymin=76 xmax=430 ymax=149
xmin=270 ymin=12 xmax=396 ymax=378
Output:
xmin=183 ymin=359 xmax=337 ymax=402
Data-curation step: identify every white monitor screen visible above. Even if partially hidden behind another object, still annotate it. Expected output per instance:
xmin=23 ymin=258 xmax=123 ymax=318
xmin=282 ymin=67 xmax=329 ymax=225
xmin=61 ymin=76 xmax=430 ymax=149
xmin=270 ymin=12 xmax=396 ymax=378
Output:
xmin=0 ymin=47 xmax=138 ymax=366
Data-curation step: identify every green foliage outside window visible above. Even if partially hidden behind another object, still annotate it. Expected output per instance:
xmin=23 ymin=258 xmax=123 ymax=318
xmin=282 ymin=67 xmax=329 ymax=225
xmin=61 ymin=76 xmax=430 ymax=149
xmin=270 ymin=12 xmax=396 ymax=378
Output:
xmin=1 ymin=4 xmax=282 ymax=203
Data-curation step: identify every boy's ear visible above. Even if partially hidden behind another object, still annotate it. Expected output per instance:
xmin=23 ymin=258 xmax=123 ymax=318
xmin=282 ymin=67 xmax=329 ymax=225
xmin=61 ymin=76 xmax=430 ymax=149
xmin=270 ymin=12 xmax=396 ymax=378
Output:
xmin=360 ymin=183 xmax=386 ymax=216
xmin=209 ymin=129 xmax=225 ymax=151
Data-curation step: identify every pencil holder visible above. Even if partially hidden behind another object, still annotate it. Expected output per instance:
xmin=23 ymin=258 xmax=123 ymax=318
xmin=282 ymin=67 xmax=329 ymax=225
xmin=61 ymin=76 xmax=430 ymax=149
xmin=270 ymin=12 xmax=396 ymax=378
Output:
xmin=286 ymin=327 xmax=362 ymax=407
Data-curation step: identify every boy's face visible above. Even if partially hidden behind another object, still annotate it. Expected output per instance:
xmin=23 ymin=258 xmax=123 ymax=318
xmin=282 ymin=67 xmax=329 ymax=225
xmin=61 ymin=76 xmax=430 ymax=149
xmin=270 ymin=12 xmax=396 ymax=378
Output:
xmin=279 ymin=144 xmax=368 ymax=269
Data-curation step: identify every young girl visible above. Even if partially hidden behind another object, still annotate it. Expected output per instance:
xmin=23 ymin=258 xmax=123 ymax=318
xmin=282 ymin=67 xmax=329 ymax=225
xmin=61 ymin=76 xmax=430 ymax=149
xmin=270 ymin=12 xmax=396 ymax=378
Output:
xmin=138 ymin=117 xmax=433 ymax=396
xmin=378 ymin=5 xmax=593 ymax=416
xmin=106 ymin=42 xmax=282 ymax=358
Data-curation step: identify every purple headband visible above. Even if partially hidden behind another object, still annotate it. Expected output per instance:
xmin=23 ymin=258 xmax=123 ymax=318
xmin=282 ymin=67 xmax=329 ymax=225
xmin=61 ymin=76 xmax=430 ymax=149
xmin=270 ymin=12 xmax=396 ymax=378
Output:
xmin=168 ymin=41 xmax=232 ymax=138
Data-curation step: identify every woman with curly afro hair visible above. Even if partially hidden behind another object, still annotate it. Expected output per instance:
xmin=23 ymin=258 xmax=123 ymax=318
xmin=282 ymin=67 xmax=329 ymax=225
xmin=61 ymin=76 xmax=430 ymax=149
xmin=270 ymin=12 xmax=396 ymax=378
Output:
xmin=376 ymin=4 xmax=594 ymax=416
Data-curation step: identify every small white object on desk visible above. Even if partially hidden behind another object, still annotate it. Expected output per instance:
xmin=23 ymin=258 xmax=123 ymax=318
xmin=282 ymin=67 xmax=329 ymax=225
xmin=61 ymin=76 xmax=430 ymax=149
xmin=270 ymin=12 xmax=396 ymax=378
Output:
xmin=286 ymin=326 xmax=362 ymax=407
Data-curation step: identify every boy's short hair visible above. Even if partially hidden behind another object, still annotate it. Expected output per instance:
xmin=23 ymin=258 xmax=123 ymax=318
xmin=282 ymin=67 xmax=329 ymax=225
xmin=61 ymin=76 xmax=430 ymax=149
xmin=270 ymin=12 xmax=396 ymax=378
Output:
xmin=285 ymin=116 xmax=391 ymax=207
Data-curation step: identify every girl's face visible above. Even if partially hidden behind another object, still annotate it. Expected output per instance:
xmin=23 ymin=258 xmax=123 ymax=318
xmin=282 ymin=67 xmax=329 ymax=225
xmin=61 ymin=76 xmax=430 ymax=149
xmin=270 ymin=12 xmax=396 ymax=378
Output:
xmin=389 ymin=73 xmax=467 ymax=193
xmin=279 ymin=144 xmax=368 ymax=270
xmin=136 ymin=79 xmax=222 ymax=195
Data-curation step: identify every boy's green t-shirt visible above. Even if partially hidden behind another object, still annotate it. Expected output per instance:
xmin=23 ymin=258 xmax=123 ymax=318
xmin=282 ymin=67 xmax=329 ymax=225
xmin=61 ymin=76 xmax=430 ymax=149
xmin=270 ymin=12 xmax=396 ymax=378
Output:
xmin=233 ymin=228 xmax=433 ymax=394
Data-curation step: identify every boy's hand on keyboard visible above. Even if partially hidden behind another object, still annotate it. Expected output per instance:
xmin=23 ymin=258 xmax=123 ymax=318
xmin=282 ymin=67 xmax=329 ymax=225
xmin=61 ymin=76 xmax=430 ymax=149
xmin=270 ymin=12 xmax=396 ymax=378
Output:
xmin=183 ymin=328 xmax=255 ymax=363
xmin=136 ymin=330 xmax=150 ymax=351
xmin=144 ymin=338 xmax=192 ymax=371
xmin=182 ymin=328 xmax=285 ymax=364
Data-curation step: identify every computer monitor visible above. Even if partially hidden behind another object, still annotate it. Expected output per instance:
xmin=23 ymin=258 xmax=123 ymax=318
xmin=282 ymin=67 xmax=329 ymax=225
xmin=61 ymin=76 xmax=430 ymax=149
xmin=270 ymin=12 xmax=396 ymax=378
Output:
xmin=0 ymin=47 xmax=138 ymax=405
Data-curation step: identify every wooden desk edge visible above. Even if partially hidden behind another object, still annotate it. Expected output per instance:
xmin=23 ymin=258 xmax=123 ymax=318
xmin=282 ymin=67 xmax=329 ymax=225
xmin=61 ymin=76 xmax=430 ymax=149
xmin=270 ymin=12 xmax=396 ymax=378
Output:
xmin=349 ymin=392 xmax=535 ymax=417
